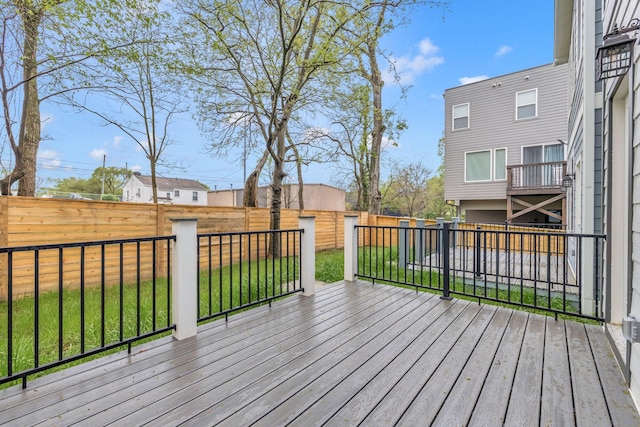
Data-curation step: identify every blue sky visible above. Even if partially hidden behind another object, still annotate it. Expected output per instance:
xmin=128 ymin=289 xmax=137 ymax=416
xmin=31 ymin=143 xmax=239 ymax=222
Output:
xmin=32 ymin=0 xmax=555 ymax=191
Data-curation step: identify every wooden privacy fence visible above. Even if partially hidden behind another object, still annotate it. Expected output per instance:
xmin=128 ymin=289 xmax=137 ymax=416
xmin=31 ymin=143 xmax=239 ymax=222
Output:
xmin=0 ymin=197 xmax=378 ymax=299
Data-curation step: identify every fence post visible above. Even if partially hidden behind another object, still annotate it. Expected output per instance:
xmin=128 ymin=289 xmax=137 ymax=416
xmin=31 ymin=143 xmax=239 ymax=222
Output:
xmin=451 ymin=217 xmax=460 ymax=249
xmin=171 ymin=218 xmax=198 ymax=341
xmin=399 ymin=219 xmax=410 ymax=268
xmin=416 ymin=219 xmax=426 ymax=265
xmin=441 ymin=222 xmax=452 ymax=300
xmin=344 ymin=215 xmax=359 ymax=282
xmin=299 ymin=216 xmax=316 ymax=296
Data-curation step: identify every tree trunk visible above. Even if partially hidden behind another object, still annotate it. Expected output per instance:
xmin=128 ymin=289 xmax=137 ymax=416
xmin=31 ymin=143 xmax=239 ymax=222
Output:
xmin=15 ymin=6 xmax=42 ymax=196
xmin=149 ymin=159 xmax=158 ymax=203
xmin=269 ymin=127 xmax=286 ymax=257
xmin=368 ymin=39 xmax=385 ymax=215
xmin=243 ymin=150 xmax=269 ymax=207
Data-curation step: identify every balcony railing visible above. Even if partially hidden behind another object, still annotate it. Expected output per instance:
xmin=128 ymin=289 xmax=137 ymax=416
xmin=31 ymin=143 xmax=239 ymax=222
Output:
xmin=351 ymin=222 xmax=605 ymax=321
xmin=507 ymin=161 xmax=567 ymax=192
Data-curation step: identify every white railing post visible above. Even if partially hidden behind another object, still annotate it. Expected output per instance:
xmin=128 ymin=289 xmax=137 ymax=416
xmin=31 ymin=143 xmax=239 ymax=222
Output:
xmin=171 ymin=218 xmax=198 ymax=340
xmin=299 ymin=216 xmax=316 ymax=296
xmin=344 ymin=215 xmax=359 ymax=282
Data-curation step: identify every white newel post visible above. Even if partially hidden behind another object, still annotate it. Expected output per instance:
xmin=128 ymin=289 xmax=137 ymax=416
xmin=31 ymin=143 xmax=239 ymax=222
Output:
xmin=344 ymin=215 xmax=358 ymax=282
xmin=299 ymin=216 xmax=316 ymax=296
xmin=171 ymin=218 xmax=198 ymax=340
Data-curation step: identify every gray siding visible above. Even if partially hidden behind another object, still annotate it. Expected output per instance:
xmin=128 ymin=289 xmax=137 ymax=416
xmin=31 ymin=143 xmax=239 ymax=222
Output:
xmin=444 ymin=63 xmax=569 ymax=202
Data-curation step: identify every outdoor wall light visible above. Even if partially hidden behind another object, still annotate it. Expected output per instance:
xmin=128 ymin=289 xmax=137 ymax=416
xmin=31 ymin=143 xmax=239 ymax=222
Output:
xmin=597 ymin=19 xmax=640 ymax=80
xmin=562 ymin=173 xmax=575 ymax=189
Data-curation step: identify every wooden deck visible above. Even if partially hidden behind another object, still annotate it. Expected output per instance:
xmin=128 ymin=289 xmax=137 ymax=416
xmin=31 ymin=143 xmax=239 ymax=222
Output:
xmin=1 ymin=281 xmax=638 ymax=426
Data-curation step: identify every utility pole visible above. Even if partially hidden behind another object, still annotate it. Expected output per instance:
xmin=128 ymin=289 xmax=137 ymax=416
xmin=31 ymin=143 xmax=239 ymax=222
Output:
xmin=100 ymin=154 xmax=106 ymax=200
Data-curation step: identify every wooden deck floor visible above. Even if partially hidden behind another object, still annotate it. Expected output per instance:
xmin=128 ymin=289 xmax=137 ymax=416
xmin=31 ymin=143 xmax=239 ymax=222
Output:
xmin=1 ymin=281 xmax=638 ymax=426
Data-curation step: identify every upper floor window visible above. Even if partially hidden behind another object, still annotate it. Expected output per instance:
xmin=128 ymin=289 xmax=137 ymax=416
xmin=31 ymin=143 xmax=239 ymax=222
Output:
xmin=452 ymin=103 xmax=469 ymax=130
xmin=192 ymin=191 xmax=198 ymax=201
xmin=465 ymin=148 xmax=506 ymax=182
xmin=166 ymin=192 xmax=171 ymax=199
xmin=174 ymin=190 xmax=180 ymax=197
xmin=136 ymin=188 xmax=141 ymax=197
xmin=516 ymin=89 xmax=537 ymax=120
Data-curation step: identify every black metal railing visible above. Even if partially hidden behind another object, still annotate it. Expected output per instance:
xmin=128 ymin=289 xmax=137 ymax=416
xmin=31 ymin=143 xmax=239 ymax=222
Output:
xmin=197 ymin=229 xmax=303 ymax=323
xmin=0 ymin=236 xmax=175 ymax=388
xmin=460 ymin=222 xmax=567 ymax=231
xmin=355 ymin=223 xmax=605 ymax=321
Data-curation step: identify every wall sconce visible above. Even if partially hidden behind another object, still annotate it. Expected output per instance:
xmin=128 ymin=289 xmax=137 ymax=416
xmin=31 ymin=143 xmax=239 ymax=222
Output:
xmin=597 ymin=18 xmax=640 ymax=80
xmin=562 ymin=173 xmax=575 ymax=189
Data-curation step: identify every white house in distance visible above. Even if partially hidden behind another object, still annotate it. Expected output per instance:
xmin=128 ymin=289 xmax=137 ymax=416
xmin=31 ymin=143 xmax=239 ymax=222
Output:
xmin=122 ymin=172 xmax=208 ymax=205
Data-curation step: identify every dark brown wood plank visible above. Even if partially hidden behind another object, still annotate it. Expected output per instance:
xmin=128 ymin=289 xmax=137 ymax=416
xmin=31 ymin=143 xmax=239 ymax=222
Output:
xmin=358 ymin=302 xmax=484 ymax=426
xmin=503 ymin=313 xmax=546 ymax=426
xmin=396 ymin=304 xmax=499 ymax=425
xmin=13 ymin=284 xmax=398 ymax=425
xmin=467 ymin=309 xmax=528 ymax=425
xmin=540 ymin=319 xmax=575 ymax=426
xmin=565 ymin=321 xmax=611 ymax=427
xmin=247 ymin=298 xmax=466 ymax=427
xmin=430 ymin=307 xmax=513 ymax=426
xmin=586 ymin=324 xmax=640 ymax=426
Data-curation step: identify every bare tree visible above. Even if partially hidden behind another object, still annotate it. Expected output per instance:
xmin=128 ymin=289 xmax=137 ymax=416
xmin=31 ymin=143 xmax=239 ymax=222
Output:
xmin=381 ymin=160 xmax=432 ymax=217
xmin=62 ymin=6 xmax=181 ymax=203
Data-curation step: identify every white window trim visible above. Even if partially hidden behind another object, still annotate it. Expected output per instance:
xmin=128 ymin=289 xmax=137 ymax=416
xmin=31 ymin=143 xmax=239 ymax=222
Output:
xmin=452 ymin=102 xmax=470 ymax=130
xmin=464 ymin=148 xmax=507 ymax=183
xmin=494 ymin=147 xmax=507 ymax=181
xmin=515 ymin=88 xmax=538 ymax=120
xmin=519 ymin=142 xmax=565 ymax=163
xmin=464 ymin=149 xmax=492 ymax=183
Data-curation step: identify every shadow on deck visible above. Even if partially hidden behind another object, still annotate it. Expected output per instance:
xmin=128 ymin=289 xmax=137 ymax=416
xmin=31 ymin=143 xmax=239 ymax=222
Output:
xmin=1 ymin=281 xmax=638 ymax=426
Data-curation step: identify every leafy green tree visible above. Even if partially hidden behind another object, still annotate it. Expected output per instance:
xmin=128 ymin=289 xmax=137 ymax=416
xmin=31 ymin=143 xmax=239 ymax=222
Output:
xmin=0 ymin=1 xmax=154 ymax=196
xmin=90 ymin=166 xmax=130 ymax=196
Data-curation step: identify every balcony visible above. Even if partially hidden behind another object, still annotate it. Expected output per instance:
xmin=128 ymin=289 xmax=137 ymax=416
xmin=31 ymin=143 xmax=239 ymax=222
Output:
xmin=506 ymin=161 xmax=567 ymax=224
xmin=506 ymin=161 xmax=567 ymax=195
xmin=0 ymin=219 xmax=638 ymax=425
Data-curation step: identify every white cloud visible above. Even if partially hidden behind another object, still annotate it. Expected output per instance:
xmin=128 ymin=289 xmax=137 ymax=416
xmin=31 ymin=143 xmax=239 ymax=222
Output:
xmin=130 ymin=164 xmax=143 ymax=172
xmin=37 ymin=149 xmax=62 ymax=169
xmin=112 ymin=136 xmax=123 ymax=149
xmin=459 ymin=75 xmax=490 ymax=85
xmin=430 ymin=93 xmax=442 ymax=100
xmin=89 ymin=148 xmax=107 ymax=161
xmin=495 ymin=45 xmax=513 ymax=58
xmin=385 ymin=37 xmax=444 ymax=85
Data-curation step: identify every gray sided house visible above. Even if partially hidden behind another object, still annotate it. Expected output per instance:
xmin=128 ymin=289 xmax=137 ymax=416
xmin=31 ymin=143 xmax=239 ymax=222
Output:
xmin=444 ymin=63 xmax=569 ymax=225
xmin=122 ymin=173 xmax=208 ymax=205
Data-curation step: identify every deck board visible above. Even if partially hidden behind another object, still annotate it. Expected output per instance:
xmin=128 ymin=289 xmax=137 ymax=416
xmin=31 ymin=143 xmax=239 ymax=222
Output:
xmin=0 ymin=280 xmax=637 ymax=427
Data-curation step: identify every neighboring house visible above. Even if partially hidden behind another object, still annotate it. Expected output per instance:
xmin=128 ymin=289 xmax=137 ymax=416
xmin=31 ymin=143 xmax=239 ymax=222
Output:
xmin=208 ymin=183 xmax=346 ymax=211
xmin=122 ymin=173 xmax=208 ymax=205
xmin=444 ymin=63 xmax=569 ymax=225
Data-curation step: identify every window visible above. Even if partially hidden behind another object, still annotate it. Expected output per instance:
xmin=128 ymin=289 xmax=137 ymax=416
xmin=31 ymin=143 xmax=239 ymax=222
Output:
xmin=452 ymin=103 xmax=469 ymax=130
xmin=465 ymin=150 xmax=491 ymax=182
xmin=166 ymin=192 xmax=171 ymax=199
xmin=174 ymin=190 xmax=180 ymax=197
xmin=516 ymin=89 xmax=537 ymax=119
xmin=192 ymin=191 xmax=198 ymax=201
xmin=494 ymin=148 xmax=506 ymax=180
xmin=465 ymin=148 xmax=507 ymax=182
xmin=522 ymin=143 xmax=564 ymax=186
xmin=136 ymin=188 xmax=141 ymax=197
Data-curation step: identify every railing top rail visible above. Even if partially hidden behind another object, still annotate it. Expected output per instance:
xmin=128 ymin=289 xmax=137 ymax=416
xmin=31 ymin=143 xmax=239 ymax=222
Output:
xmin=197 ymin=228 xmax=304 ymax=238
xmin=0 ymin=235 xmax=176 ymax=253
xmin=507 ymin=160 xmax=567 ymax=168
